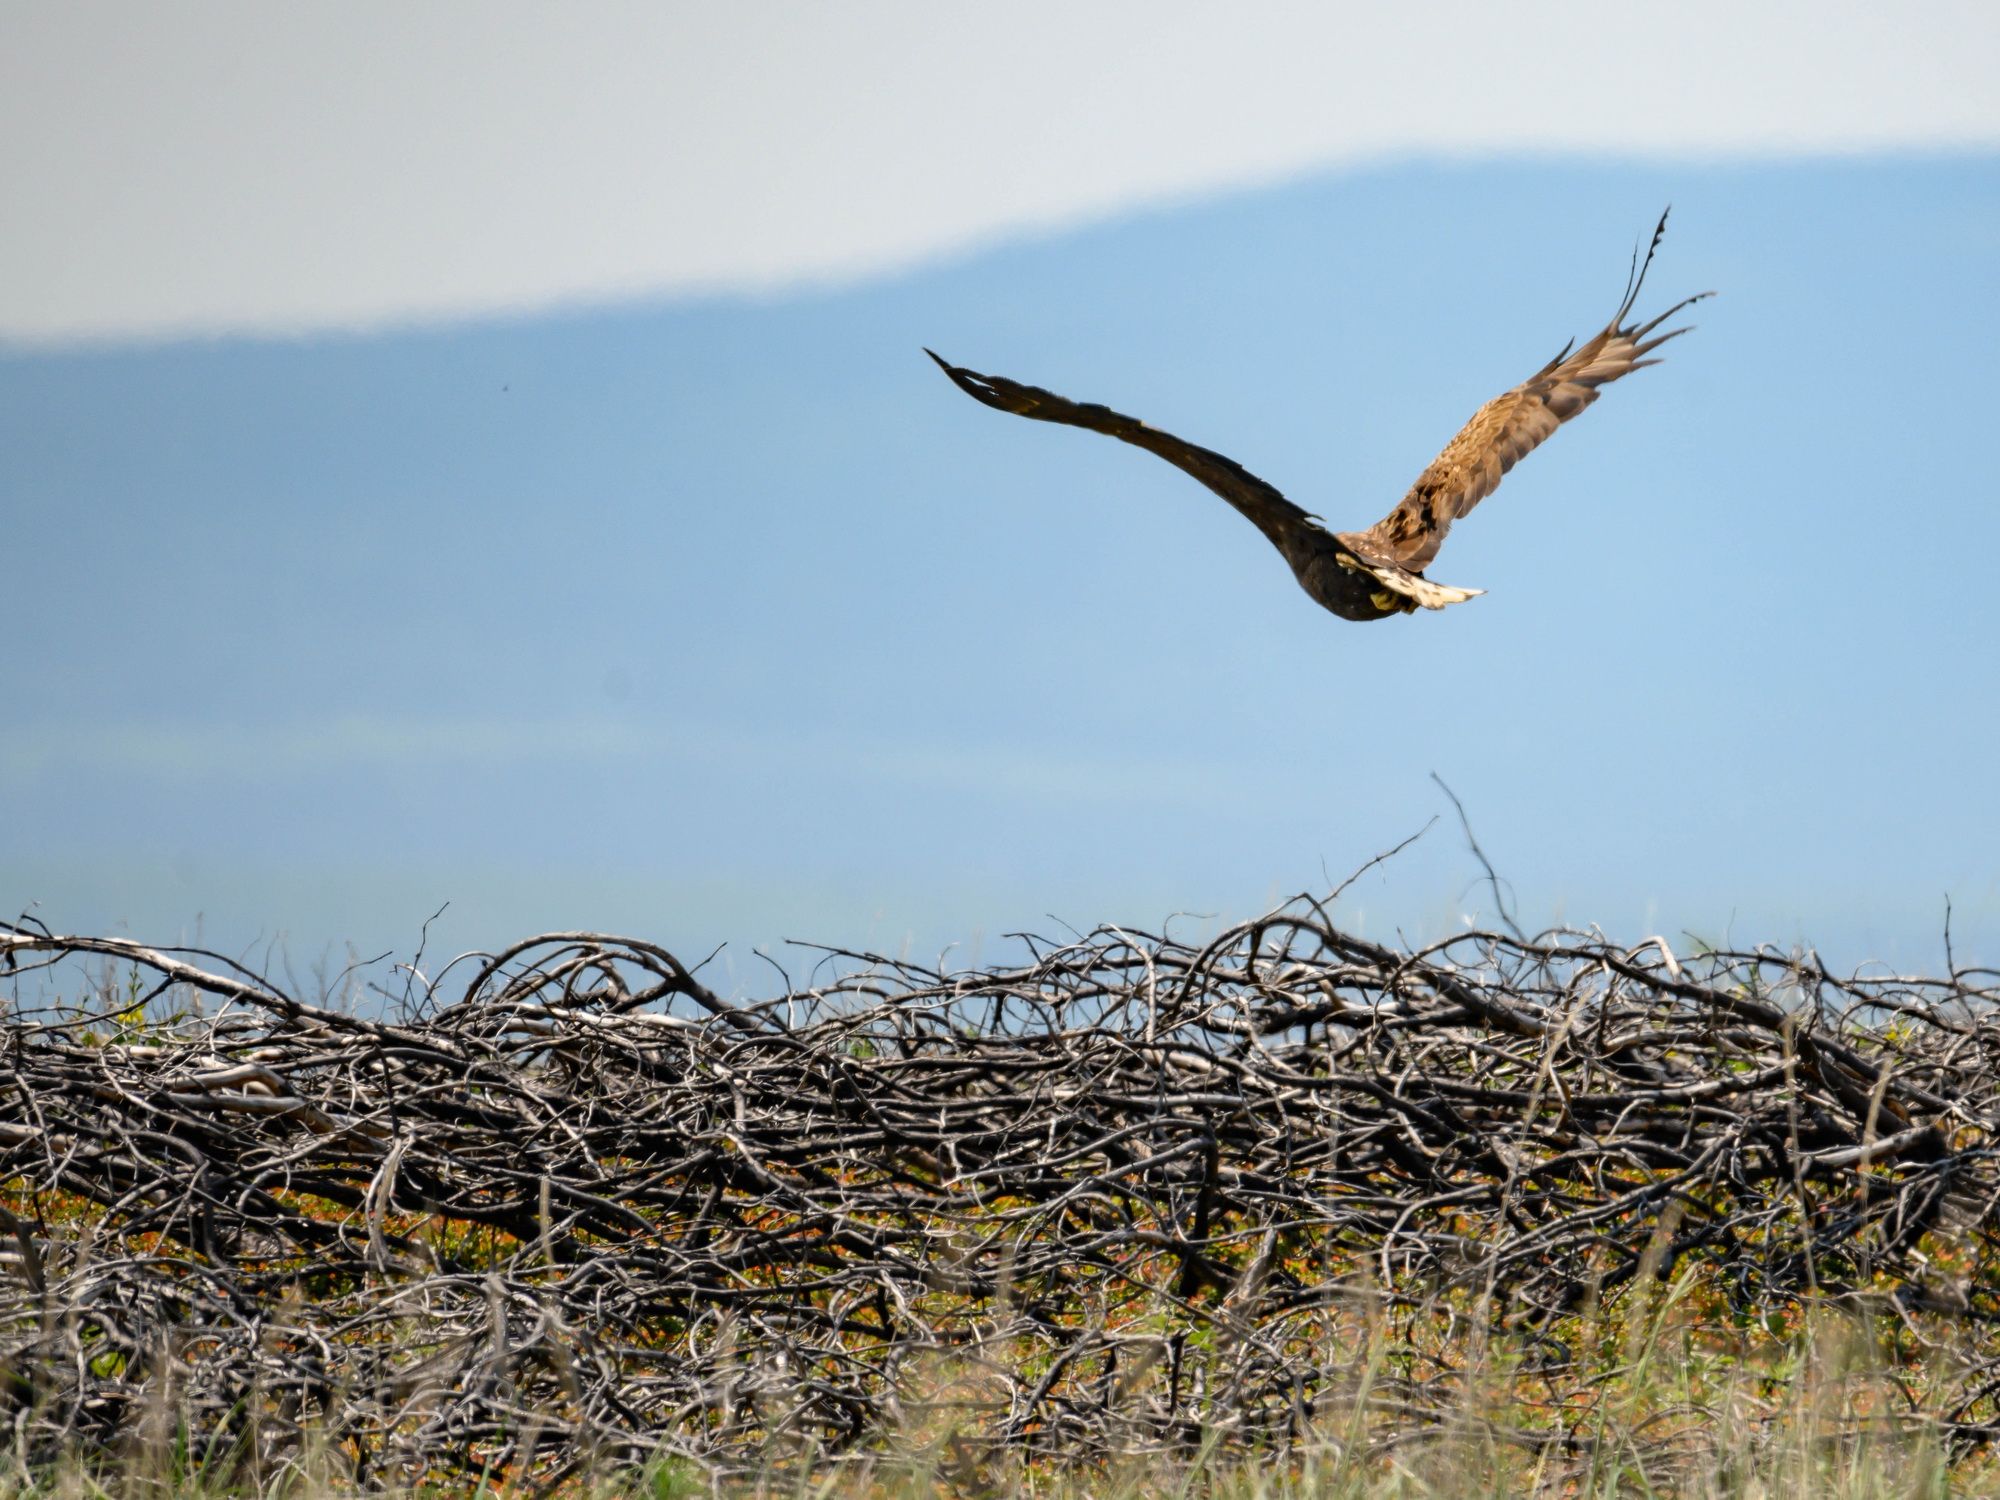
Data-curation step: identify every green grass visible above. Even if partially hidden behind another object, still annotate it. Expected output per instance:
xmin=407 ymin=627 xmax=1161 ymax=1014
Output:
xmin=4 ymin=1294 xmax=1991 ymax=1498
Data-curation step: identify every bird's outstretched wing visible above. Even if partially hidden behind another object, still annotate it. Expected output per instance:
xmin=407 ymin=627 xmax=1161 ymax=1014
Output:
xmin=924 ymin=350 xmax=1316 ymax=557
xmin=1352 ymin=209 xmax=1712 ymax=574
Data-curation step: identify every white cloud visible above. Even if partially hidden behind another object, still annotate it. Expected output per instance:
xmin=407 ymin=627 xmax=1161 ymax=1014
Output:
xmin=4 ymin=0 xmax=1997 ymax=343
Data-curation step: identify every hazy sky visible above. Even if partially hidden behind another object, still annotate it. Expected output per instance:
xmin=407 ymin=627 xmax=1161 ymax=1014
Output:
xmin=4 ymin=3 xmax=1999 ymax=341
xmin=5 ymin=8 xmax=1998 ymax=987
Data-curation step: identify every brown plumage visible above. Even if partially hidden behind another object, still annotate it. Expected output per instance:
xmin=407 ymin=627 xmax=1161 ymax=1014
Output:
xmin=928 ymin=210 xmax=1710 ymax=622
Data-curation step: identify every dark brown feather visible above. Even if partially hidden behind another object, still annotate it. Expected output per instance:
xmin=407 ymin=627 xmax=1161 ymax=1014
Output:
xmin=923 ymin=350 xmax=1316 ymax=556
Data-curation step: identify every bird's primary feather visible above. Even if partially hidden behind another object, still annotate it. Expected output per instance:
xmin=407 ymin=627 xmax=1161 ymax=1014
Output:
xmin=928 ymin=210 xmax=1708 ymax=623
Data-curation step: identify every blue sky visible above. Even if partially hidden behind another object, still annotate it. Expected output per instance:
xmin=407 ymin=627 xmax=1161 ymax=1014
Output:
xmin=8 ymin=156 xmax=1999 ymax=981
xmin=5 ymin=7 xmax=1999 ymax=986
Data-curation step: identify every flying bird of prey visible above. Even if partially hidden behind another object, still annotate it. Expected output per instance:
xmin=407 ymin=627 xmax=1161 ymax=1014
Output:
xmin=927 ymin=211 xmax=1709 ymax=621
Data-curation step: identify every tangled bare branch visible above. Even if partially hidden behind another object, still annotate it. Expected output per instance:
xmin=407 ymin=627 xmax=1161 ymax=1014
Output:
xmin=3 ymin=899 xmax=1998 ymax=1485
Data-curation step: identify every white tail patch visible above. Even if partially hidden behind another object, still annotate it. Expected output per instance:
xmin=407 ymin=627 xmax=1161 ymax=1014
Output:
xmin=1367 ymin=562 xmax=1485 ymax=611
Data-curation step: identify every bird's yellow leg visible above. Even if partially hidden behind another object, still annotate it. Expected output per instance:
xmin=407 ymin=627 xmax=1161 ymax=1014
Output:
xmin=1370 ymin=590 xmax=1400 ymax=612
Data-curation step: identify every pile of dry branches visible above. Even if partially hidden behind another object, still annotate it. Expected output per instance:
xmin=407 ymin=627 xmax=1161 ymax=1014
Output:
xmin=2 ymin=900 xmax=1998 ymax=1486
